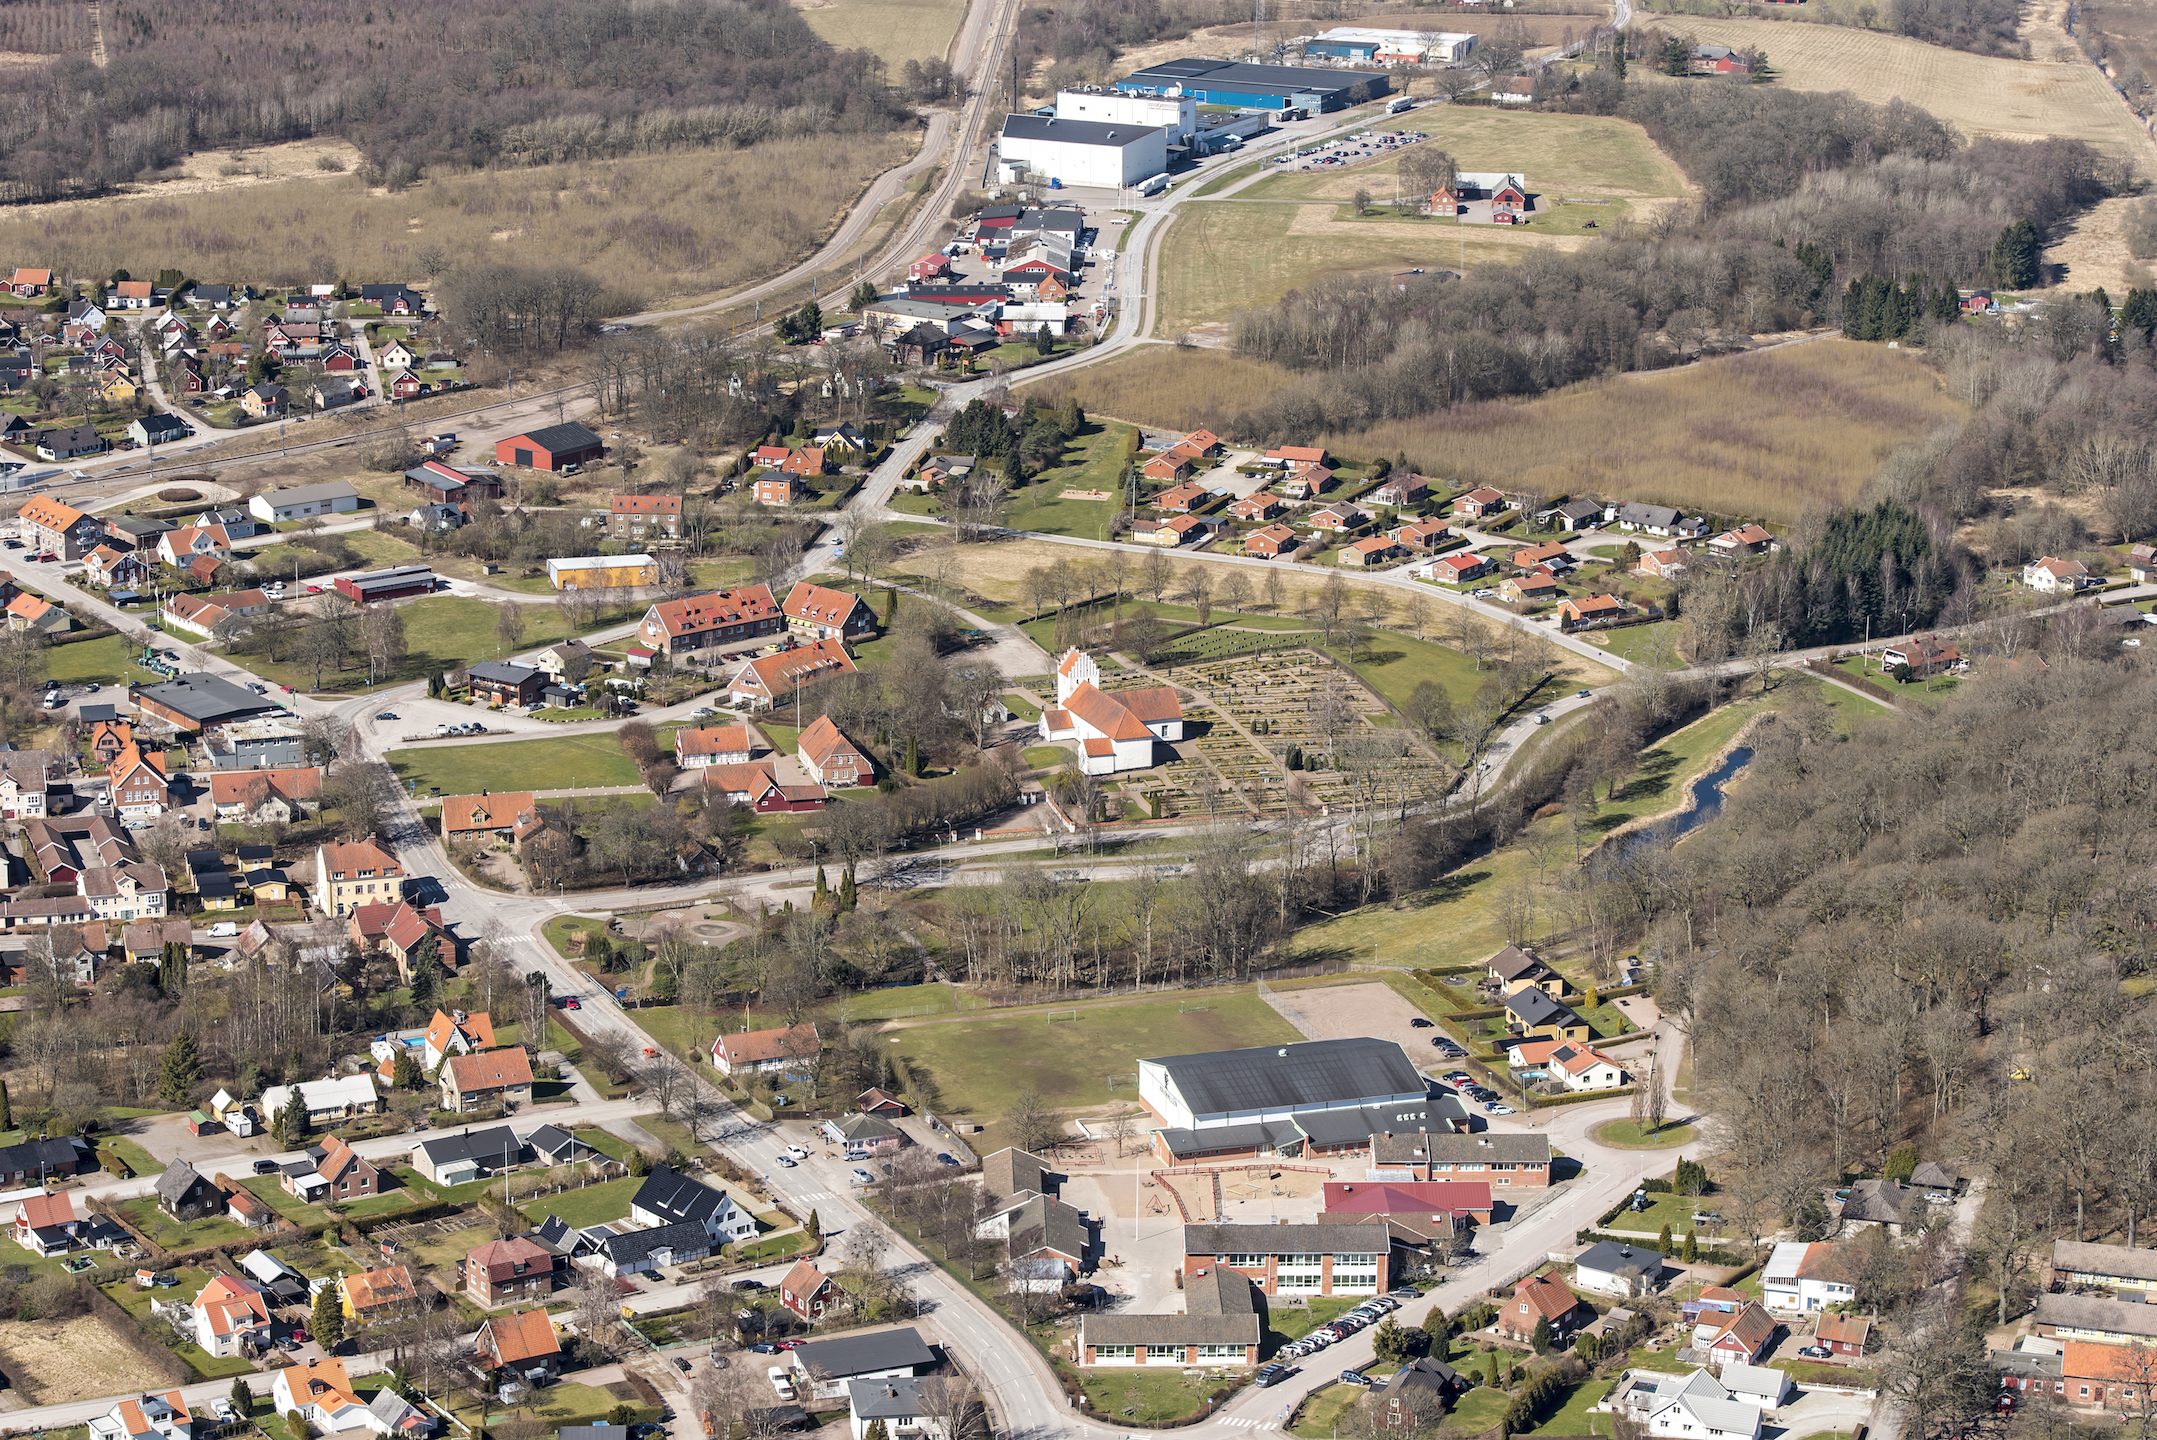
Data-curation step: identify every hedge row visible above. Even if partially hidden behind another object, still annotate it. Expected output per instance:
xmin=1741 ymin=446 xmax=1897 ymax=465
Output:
xmin=1526 ymin=1086 xmax=1638 ymax=1110
xmin=1570 ymin=1228 xmax=1755 ymax=1267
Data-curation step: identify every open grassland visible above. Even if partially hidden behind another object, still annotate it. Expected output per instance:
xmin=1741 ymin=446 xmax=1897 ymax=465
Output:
xmin=1024 ymin=347 xmax=1297 ymax=436
xmin=884 ymin=989 xmax=1297 ymax=1127
xmin=0 ymin=135 xmax=914 ymax=303
xmin=1155 ymin=202 xmax=1528 ymax=336
xmin=1672 ymin=17 xmax=2157 ymax=160
xmin=2044 ymin=193 xmax=2148 ymax=299
xmin=1247 ymin=109 xmax=1691 ymax=202
xmin=0 ymin=1312 xmax=181 ymax=1401
xmin=797 ymin=0 xmax=968 ymax=66
xmin=1326 ymin=339 xmax=1968 ymax=527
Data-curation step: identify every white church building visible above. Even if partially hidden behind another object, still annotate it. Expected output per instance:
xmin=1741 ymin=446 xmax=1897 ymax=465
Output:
xmin=1038 ymin=649 xmax=1185 ymax=775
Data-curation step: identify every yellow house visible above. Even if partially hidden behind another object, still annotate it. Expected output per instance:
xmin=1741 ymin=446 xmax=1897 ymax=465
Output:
xmin=98 ymin=373 xmax=136 ymax=403
xmin=546 ymin=554 xmax=656 ymax=590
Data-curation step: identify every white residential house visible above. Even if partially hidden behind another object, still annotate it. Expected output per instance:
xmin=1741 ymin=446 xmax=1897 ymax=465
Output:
xmin=89 ymin=1393 xmax=195 ymax=1440
xmin=2023 ymin=556 xmax=2093 ymax=593
xmin=847 ymin=1379 xmax=948 ymax=1440
xmin=272 ymin=1358 xmax=378 ymax=1435
xmin=1762 ymin=1241 xmax=1856 ymax=1313
xmin=1605 ymin=1369 xmax=1763 ymax=1440
xmin=260 ymin=1074 xmax=382 ymax=1127
xmin=1573 ymin=1240 xmax=1663 ymax=1298
xmin=1718 ymin=1365 xmax=1791 ymax=1410
xmin=192 ymin=1275 xmax=273 ymax=1358
xmin=250 ymin=480 xmax=360 ymax=524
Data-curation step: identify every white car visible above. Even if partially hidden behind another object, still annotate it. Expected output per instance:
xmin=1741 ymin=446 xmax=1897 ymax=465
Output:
xmin=766 ymin=1367 xmax=795 ymax=1400
xmin=785 ymin=1144 xmax=810 ymax=1159
xmin=774 ymin=1155 xmax=796 ymax=1168
xmin=207 ymin=921 xmax=240 ymax=937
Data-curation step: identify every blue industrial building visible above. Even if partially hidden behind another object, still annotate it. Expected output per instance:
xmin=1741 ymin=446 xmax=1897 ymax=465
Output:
xmin=1113 ymin=58 xmax=1389 ymax=113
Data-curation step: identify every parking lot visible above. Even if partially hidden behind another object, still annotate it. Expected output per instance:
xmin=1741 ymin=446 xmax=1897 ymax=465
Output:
xmin=1271 ymin=125 xmax=1426 ymax=173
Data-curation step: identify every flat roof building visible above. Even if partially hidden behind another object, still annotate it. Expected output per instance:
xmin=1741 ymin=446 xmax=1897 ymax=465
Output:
xmin=999 ymin=114 xmax=1171 ymax=190
xmin=1115 ymin=56 xmax=1389 ymax=112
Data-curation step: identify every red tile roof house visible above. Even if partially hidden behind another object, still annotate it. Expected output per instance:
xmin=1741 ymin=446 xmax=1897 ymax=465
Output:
xmin=1152 ymin=479 xmax=1210 ymax=513
xmin=1228 ymin=493 xmax=1282 ymax=523
xmin=1499 ymin=1273 xmax=1590 ymax=1342
xmin=1267 ymin=445 xmax=1329 ymax=469
xmin=494 ymin=421 xmax=604 ymax=472
xmin=749 ymin=444 xmax=791 ymax=469
xmin=1693 ymin=1301 xmax=1778 ymax=1366
xmin=1279 ymin=466 xmax=1334 ymax=500
xmin=674 ymin=725 xmax=758 ymax=769
xmin=441 ymin=791 xmax=538 ymax=844
xmin=797 ymin=715 xmax=870 ymax=787
xmin=465 ymin=1235 xmax=563 ymax=1304
xmin=1429 ymin=553 xmax=1489 ymax=585
xmin=1341 ymin=536 xmax=1400 ymax=568
xmin=782 ymin=581 xmax=875 ymax=641
xmin=1244 ymin=523 xmax=1300 ymax=558
xmin=1179 ymin=429 xmax=1224 ymax=456
xmin=710 ymin=1023 xmax=821 ymax=1077
xmin=728 ymin=638 xmax=858 ymax=712
xmin=779 ymin=447 xmax=831 ymax=477
xmin=208 ymin=766 xmax=322 ymax=823
xmin=1144 ymin=452 xmax=1195 ymax=484
xmin=1391 ymin=518 xmax=1452 ymax=550
xmin=636 ymin=585 xmax=783 ymax=658
xmin=1708 ymin=524 xmax=1774 ymax=556
xmin=1319 ymin=1179 xmax=1496 ymax=1228
xmin=610 ymin=494 xmax=684 ymax=538
xmin=1499 ymin=574 xmax=1558 ymax=603
xmin=2022 ymin=556 xmax=2094 ymax=593
xmin=1883 ymin=635 xmax=1961 ymax=677
xmin=779 ymin=1259 xmax=837 ymax=1321
xmin=440 ymin=1047 xmax=535 ymax=1113
xmin=1636 ymin=548 xmax=1690 ymax=580
xmin=703 ymin=762 xmax=826 ymax=813
xmin=1557 ymin=593 xmax=1628 ymax=627
xmin=752 ymin=475 xmax=803 ymax=506
xmin=1452 ymin=486 xmax=1507 ymax=519
xmin=1814 ymin=1313 xmax=1871 ymax=1358
xmin=1306 ymin=504 xmax=1364 ymax=534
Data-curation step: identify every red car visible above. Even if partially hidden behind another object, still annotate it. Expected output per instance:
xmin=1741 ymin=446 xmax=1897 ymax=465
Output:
xmin=565 ymin=998 xmax=581 ymax=1010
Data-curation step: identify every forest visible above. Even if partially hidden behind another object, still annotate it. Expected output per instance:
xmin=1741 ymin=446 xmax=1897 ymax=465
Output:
xmin=0 ymin=0 xmax=906 ymax=200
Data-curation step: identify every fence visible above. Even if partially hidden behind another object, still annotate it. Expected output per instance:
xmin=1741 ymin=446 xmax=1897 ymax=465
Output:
xmin=1256 ymin=975 xmax=1325 ymax=1041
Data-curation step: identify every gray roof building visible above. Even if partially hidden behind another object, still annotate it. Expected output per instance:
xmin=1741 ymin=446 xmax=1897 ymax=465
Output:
xmin=1139 ymin=1036 xmax=1424 ymax=1128
xmin=2034 ymin=1291 xmax=2157 ymax=1341
xmin=2054 ymin=1239 xmax=2157 ymax=1287
xmin=134 ymin=672 xmax=280 ymax=728
xmin=1840 ymin=1178 xmax=1912 ymax=1225
xmin=1372 ymin=1130 xmax=1551 ymax=1169
xmin=594 ymin=1220 xmax=709 ymax=1269
xmin=1504 ymin=988 xmax=1583 ymax=1031
xmin=416 ymin=1126 xmax=526 ymax=1172
xmin=981 ymin=1147 xmax=1053 ymax=1200
xmin=1005 ymin=1193 xmax=1091 ymax=1263
xmin=847 ymin=1379 xmax=932 ymax=1424
xmin=791 ymin=1327 xmax=936 ymax=1384
xmin=1079 ymin=1270 xmax=1260 ymax=1348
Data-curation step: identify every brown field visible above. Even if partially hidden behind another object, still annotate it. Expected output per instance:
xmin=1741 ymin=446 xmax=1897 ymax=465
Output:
xmin=0 ymin=133 xmax=916 ymax=303
xmin=2044 ymin=193 xmax=2151 ymax=296
xmin=1672 ymin=15 xmax=2157 ymax=163
xmin=796 ymin=0 xmax=970 ymax=67
xmin=1026 ymin=345 xmax=1298 ymax=433
xmin=1247 ymin=107 xmax=1692 ymax=203
xmin=1329 ymin=337 xmax=1968 ymax=525
xmin=0 ymin=1312 xmax=160 ymax=1403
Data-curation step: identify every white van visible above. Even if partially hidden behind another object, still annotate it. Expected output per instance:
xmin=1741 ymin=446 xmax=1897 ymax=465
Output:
xmin=207 ymin=921 xmax=240 ymax=938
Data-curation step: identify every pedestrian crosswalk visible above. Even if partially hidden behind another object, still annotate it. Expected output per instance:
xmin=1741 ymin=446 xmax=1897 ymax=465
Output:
xmin=1216 ymin=1418 xmax=1283 ymax=1429
xmin=792 ymin=1190 xmax=833 ymax=1202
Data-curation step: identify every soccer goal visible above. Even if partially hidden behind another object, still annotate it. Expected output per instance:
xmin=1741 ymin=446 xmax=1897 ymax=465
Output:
xmin=1179 ymin=1000 xmax=1214 ymax=1013
xmin=1046 ymin=1009 xmax=1080 ymax=1023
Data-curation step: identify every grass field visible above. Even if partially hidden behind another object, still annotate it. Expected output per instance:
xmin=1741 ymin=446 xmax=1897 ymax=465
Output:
xmin=1674 ymin=16 xmax=2157 ymax=161
xmin=885 ymin=990 xmax=1297 ymax=1127
xmin=1022 ymin=347 xmax=1299 ymax=437
xmin=1328 ymin=339 xmax=1969 ymax=527
xmin=1247 ymin=109 xmax=1690 ymax=203
xmin=518 ymin=1174 xmax=642 ymax=1229
xmin=0 ymin=136 xmax=918 ymax=306
xmin=1075 ymin=1369 xmax=1225 ymax=1426
xmin=47 ymin=634 xmax=165 ymax=687
xmin=248 ymin=594 xmax=642 ymax=695
xmin=998 ymin=422 xmax=1136 ymax=540
xmin=388 ymin=730 xmax=668 ymax=793
xmin=1157 ymin=202 xmax=1532 ymax=335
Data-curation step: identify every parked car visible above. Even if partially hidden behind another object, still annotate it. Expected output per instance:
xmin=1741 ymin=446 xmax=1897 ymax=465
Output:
xmin=1410 ymin=1017 xmax=1433 ymax=1028
xmin=749 ymin=1343 xmax=779 ymax=1355
xmin=774 ymin=1155 xmax=796 ymax=1167
xmin=252 ymin=1159 xmax=279 ymax=1174
xmin=849 ymin=1168 xmax=874 ymax=1185
xmin=1797 ymin=1346 xmax=1831 ymax=1360
xmin=1255 ymin=1365 xmax=1289 ymax=1388
xmin=1342 ymin=1371 xmax=1371 ymax=1387
xmin=786 ymin=1144 xmax=810 ymax=1158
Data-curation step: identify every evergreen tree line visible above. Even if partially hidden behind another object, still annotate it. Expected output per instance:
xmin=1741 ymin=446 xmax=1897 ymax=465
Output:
xmin=1840 ymin=272 xmax=1964 ymax=341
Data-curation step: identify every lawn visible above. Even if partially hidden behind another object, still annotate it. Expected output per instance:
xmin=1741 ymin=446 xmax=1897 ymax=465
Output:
xmin=884 ymin=989 xmax=1297 ymax=1132
xmin=1289 ymin=1382 xmax=1364 ymax=1439
xmin=1076 ymin=1368 xmax=1229 ymax=1425
xmin=48 ymin=633 xmax=163 ymax=686
xmin=241 ymin=1175 xmax=327 ymax=1225
xmin=389 ymin=732 xmax=653 ymax=793
xmin=1267 ymin=1296 xmax=1363 ymax=1350
xmin=114 ymin=1197 xmax=257 ymax=1249
xmin=1248 ymin=110 xmax=1688 ymax=205
xmin=544 ymin=915 xmax=608 ymax=960
xmin=102 ymin=1266 xmax=218 ymax=1320
xmin=106 ymin=1137 xmax=164 ymax=1176
xmin=517 ymin=1174 xmax=642 ymax=1229
xmin=1003 ymin=692 xmax=1043 ymax=719
xmin=1525 ymin=1378 xmax=1612 ymax=1435
xmin=1592 ymin=1119 xmax=1698 ymax=1149
xmin=1609 ymin=1193 xmax=1726 ymax=1238
xmin=1023 ymin=745 xmax=1068 ymax=769
xmin=1446 ymin=1388 xmax=1510 ymax=1432
xmin=1579 ymin=620 xmax=1684 ymax=669
xmin=242 ymin=594 xmax=645 ymax=694
xmin=998 ymin=423 xmax=1138 ymax=541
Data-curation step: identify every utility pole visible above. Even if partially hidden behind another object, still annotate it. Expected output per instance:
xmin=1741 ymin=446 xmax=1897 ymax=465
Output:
xmin=1255 ymin=0 xmax=1265 ymax=58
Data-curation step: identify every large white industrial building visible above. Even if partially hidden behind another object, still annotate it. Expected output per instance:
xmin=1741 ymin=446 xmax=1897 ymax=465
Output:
xmin=1302 ymin=26 xmax=1477 ymax=63
xmin=1054 ymin=88 xmax=1198 ymax=143
xmin=998 ymin=113 xmax=1170 ymax=189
